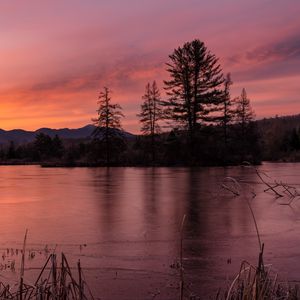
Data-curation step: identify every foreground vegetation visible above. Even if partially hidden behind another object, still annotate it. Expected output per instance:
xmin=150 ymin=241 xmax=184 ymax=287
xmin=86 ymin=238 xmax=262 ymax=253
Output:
xmin=0 ymin=253 xmax=92 ymax=299
xmin=0 ymin=231 xmax=93 ymax=300
xmin=175 ymin=165 xmax=300 ymax=299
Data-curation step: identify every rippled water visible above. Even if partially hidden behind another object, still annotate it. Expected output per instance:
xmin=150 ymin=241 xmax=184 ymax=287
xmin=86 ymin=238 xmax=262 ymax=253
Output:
xmin=0 ymin=163 xmax=299 ymax=299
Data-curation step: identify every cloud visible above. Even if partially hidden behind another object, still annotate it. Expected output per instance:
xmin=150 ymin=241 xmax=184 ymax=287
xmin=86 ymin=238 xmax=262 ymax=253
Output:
xmin=0 ymin=50 xmax=166 ymax=132
xmin=0 ymin=0 xmax=300 ymax=131
xmin=248 ymin=38 xmax=300 ymax=62
xmin=229 ymin=34 xmax=300 ymax=66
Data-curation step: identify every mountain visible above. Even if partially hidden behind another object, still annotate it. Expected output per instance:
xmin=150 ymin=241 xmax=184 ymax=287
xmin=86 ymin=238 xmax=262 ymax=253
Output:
xmin=0 ymin=125 xmax=135 ymax=145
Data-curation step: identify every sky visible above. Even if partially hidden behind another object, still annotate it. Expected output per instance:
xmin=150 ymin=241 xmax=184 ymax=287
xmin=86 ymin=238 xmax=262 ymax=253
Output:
xmin=0 ymin=0 xmax=299 ymax=133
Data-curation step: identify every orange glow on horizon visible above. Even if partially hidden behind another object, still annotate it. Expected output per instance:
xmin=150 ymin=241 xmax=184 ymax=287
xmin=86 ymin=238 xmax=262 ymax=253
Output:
xmin=0 ymin=1 xmax=299 ymax=133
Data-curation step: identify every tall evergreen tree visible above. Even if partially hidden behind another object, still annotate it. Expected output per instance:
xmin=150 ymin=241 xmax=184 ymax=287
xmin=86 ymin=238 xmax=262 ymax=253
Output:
xmin=221 ymin=74 xmax=234 ymax=143
xmin=137 ymin=81 xmax=163 ymax=162
xmin=235 ymin=88 xmax=255 ymax=134
xmin=234 ymin=88 xmax=256 ymax=161
xmin=52 ymin=134 xmax=64 ymax=158
xmin=163 ymin=39 xmax=224 ymax=160
xmin=92 ymin=87 xmax=124 ymax=165
xmin=34 ymin=133 xmax=53 ymax=160
xmin=218 ymin=73 xmax=235 ymax=163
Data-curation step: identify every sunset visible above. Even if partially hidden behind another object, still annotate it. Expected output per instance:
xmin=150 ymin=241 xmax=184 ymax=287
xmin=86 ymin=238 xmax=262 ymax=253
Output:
xmin=0 ymin=1 xmax=300 ymax=299
xmin=0 ymin=0 xmax=299 ymax=132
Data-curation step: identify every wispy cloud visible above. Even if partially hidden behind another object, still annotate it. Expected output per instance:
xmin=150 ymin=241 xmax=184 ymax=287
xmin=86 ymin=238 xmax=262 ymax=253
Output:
xmin=228 ymin=34 xmax=300 ymax=66
xmin=0 ymin=0 xmax=299 ymax=131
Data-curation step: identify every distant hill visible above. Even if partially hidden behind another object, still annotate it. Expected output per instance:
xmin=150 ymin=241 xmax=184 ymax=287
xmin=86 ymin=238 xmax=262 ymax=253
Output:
xmin=0 ymin=125 xmax=135 ymax=145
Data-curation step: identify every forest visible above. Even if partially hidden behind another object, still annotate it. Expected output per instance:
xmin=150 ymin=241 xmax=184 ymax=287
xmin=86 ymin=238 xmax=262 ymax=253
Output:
xmin=0 ymin=39 xmax=299 ymax=167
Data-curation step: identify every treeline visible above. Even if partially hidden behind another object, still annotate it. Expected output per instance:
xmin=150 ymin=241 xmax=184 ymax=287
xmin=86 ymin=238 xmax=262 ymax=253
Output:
xmin=258 ymin=114 xmax=300 ymax=162
xmin=2 ymin=38 xmax=299 ymax=166
xmin=0 ymin=133 xmax=64 ymax=163
xmin=1 ymin=39 xmax=262 ymax=166
xmin=89 ymin=39 xmax=261 ymax=166
xmin=1 ymin=114 xmax=298 ymax=166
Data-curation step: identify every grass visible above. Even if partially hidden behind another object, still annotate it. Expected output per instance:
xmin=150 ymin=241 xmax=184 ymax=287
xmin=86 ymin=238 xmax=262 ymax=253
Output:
xmin=0 ymin=232 xmax=93 ymax=299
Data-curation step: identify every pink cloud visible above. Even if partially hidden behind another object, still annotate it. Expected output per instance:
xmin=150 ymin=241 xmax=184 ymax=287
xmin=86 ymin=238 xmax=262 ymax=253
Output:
xmin=0 ymin=0 xmax=299 ymax=132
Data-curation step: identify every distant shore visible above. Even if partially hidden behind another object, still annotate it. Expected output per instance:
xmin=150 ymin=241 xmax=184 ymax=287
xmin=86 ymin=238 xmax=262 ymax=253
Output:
xmin=0 ymin=159 xmax=299 ymax=168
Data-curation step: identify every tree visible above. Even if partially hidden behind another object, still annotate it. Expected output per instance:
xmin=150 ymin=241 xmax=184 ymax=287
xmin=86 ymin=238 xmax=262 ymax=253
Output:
xmin=163 ymin=39 xmax=224 ymax=159
xmin=137 ymin=81 xmax=163 ymax=163
xmin=221 ymin=74 xmax=235 ymax=143
xmin=52 ymin=134 xmax=64 ymax=158
xmin=234 ymin=88 xmax=257 ymax=161
xmin=235 ymin=88 xmax=255 ymax=134
xmin=7 ymin=141 xmax=16 ymax=159
xmin=34 ymin=133 xmax=53 ymax=160
xmin=290 ymin=128 xmax=300 ymax=150
xmin=218 ymin=73 xmax=236 ymax=163
xmin=92 ymin=87 xmax=124 ymax=165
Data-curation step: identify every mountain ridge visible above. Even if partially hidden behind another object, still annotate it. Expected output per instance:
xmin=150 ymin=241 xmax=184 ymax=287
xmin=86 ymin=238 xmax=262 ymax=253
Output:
xmin=0 ymin=125 xmax=135 ymax=145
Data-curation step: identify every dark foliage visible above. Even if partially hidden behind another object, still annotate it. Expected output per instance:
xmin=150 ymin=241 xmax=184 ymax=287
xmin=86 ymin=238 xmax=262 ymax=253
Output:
xmin=137 ymin=81 xmax=163 ymax=163
xmin=163 ymin=39 xmax=224 ymax=161
xmin=92 ymin=87 xmax=125 ymax=165
xmin=4 ymin=39 xmax=299 ymax=166
xmin=258 ymin=114 xmax=300 ymax=162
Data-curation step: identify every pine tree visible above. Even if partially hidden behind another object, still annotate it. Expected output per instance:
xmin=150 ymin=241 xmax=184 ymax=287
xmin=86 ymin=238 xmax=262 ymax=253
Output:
xmin=52 ymin=134 xmax=64 ymax=158
xmin=34 ymin=133 xmax=53 ymax=160
xmin=137 ymin=81 xmax=163 ymax=163
xmin=92 ymin=87 xmax=124 ymax=165
xmin=234 ymin=88 xmax=256 ymax=161
xmin=235 ymin=88 xmax=255 ymax=134
xmin=163 ymin=39 xmax=224 ymax=160
xmin=218 ymin=73 xmax=236 ymax=163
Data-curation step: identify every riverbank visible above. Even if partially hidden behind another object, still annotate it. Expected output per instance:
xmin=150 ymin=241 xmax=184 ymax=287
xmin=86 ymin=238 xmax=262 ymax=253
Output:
xmin=0 ymin=159 xmax=262 ymax=168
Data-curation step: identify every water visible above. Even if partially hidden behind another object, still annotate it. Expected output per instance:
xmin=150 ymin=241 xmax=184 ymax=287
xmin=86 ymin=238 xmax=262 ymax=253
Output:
xmin=0 ymin=163 xmax=299 ymax=299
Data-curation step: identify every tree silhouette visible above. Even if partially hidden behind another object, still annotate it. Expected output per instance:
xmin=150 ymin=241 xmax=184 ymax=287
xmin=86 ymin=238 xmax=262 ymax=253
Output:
xmin=290 ymin=128 xmax=300 ymax=150
xmin=52 ymin=134 xmax=64 ymax=158
xmin=33 ymin=133 xmax=64 ymax=160
xmin=235 ymin=88 xmax=255 ymax=133
xmin=234 ymin=88 xmax=256 ymax=160
xmin=92 ymin=87 xmax=124 ymax=165
xmin=7 ymin=141 xmax=16 ymax=159
xmin=163 ymin=39 xmax=224 ymax=160
xmin=34 ymin=133 xmax=53 ymax=160
xmin=137 ymin=81 xmax=163 ymax=163
xmin=218 ymin=73 xmax=235 ymax=163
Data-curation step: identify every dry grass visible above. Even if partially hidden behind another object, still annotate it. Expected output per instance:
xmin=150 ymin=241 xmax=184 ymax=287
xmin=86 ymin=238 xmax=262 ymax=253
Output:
xmin=217 ymin=164 xmax=300 ymax=300
xmin=0 ymin=251 xmax=93 ymax=299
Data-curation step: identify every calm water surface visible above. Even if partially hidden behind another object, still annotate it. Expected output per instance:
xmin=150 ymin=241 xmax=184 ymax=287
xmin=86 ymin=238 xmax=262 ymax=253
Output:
xmin=0 ymin=164 xmax=300 ymax=299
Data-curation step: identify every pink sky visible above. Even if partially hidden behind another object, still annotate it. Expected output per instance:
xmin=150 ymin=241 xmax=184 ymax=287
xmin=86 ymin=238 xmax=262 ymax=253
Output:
xmin=0 ymin=0 xmax=299 ymax=133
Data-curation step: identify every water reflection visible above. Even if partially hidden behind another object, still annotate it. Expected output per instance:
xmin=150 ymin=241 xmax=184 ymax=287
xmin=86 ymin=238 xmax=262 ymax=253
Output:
xmin=0 ymin=164 xmax=299 ymax=298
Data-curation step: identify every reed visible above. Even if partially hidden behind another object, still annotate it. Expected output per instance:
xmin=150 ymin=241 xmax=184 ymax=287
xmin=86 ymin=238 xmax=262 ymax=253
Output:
xmin=219 ymin=164 xmax=300 ymax=300
xmin=0 ymin=251 xmax=93 ymax=299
